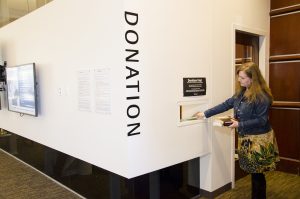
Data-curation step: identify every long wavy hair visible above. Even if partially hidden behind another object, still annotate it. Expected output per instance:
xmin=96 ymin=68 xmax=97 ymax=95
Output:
xmin=235 ymin=62 xmax=273 ymax=103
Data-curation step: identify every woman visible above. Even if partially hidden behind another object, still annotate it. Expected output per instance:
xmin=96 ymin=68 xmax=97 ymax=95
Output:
xmin=194 ymin=62 xmax=279 ymax=199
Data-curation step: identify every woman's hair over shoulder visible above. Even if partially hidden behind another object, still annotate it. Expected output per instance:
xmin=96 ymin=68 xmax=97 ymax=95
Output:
xmin=235 ymin=62 xmax=273 ymax=104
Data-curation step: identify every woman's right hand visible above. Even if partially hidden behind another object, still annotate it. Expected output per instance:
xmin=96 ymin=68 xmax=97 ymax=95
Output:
xmin=193 ymin=112 xmax=205 ymax=119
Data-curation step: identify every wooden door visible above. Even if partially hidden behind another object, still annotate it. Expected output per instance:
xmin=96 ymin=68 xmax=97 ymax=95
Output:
xmin=269 ymin=0 xmax=300 ymax=175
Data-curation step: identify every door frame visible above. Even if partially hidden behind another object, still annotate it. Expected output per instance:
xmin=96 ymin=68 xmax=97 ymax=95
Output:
xmin=231 ymin=24 xmax=268 ymax=188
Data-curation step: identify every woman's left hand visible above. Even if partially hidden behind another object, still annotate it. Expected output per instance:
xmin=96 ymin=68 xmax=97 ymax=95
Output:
xmin=228 ymin=119 xmax=239 ymax=128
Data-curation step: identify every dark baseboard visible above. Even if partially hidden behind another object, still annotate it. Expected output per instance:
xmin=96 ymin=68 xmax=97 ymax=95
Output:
xmin=200 ymin=182 xmax=232 ymax=199
xmin=277 ymin=159 xmax=300 ymax=176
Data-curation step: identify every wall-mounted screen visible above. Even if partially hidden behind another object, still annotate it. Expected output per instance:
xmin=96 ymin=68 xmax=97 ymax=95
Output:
xmin=6 ymin=63 xmax=38 ymax=116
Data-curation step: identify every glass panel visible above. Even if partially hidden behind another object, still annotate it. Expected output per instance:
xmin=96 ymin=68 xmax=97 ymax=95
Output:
xmin=0 ymin=130 xmax=200 ymax=199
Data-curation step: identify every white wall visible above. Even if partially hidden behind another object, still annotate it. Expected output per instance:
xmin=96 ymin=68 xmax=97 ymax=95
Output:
xmin=0 ymin=0 xmax=129 ymax=177
xmin=0 ymin=0 xmax=212 ymax=178
xmin=0 ymin=0 xmax=270 ymax=191
xmin=125 ymin=0 xmax=212 ymax=177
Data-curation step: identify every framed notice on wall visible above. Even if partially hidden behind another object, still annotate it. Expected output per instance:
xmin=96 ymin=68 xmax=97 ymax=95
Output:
xmin=183 ymin=77 xmax=206 ymax=96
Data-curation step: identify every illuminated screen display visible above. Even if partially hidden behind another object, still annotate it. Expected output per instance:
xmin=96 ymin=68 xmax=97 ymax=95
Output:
xmin=6 ymin=63 xmax=38 ymax=116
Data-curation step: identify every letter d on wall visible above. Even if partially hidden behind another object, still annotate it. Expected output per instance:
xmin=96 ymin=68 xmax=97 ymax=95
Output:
xmin=125 ymin=11 xmax=138 ymax=25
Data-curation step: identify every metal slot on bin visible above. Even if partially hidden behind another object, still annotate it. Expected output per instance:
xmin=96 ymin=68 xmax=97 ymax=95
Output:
xmin=177 ymin=100 xmax=208 ymax=126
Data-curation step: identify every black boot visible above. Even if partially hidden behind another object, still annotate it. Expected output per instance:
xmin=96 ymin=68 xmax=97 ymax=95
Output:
xmin=251 ymin=173 xmax=266 ymax=199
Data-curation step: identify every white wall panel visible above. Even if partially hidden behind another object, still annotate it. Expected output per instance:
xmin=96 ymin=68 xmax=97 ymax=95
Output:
xmin=0 ymin=0 xmax=211 ymax=178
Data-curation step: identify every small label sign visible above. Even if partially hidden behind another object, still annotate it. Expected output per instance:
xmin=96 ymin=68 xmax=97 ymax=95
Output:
xmin=183 ymin=77 xmax=206 ymax=96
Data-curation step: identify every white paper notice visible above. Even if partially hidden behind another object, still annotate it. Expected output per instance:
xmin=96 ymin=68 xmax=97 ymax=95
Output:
xmin=77 ymin=68 xmax=111 ymax=114
xmin=78 ymin=69 xmax=92 ymax=112
xmin=94 ymin=68 xmax=111 ymax=114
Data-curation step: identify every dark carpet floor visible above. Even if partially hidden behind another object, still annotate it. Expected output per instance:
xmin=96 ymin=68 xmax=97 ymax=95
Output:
xmin=200 ymin=171 xmax=300 ymax=199
xmin=0 ymin=149 xmax=83 ymax=199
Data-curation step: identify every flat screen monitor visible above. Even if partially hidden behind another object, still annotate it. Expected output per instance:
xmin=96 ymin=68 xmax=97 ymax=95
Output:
xmin=6 ymin=63 xmax=38 ymax=116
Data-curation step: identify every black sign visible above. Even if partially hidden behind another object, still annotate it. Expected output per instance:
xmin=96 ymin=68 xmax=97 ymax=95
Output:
xmin=183 ymin=77 xmax=206 ymax=96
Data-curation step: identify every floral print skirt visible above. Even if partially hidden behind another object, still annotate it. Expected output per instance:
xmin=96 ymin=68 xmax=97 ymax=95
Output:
xmin=237 ymin=129 xmax=280 ymax=173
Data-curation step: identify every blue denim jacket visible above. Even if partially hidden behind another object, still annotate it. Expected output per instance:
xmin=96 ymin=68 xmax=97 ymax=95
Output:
xmin=204 ymin=92 xmax=272 ymax=135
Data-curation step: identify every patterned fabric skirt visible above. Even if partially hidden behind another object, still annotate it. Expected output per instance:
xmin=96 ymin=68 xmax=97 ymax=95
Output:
xmin=237 ymin=129 xmax=280 ymax=173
